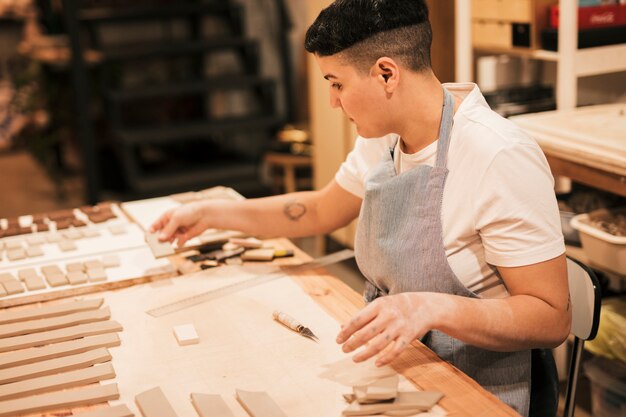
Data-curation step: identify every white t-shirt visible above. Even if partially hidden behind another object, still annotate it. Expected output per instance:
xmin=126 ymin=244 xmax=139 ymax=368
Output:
xmin=335 ymin=83 xmax=565 ymax=298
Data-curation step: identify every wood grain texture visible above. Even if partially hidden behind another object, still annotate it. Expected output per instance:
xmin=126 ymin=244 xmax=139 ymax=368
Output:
xmin=279 ymin=239 xmax=520 ymax=417
xmin=0 ymin=347 xmax=111 ymax=384
xmin=190 ymin=393 xmax=234 ymax=417
xmin=0 ymin=382 xmax=119 ymax=417
xmin=0 ymin=298 xmax=103 ymax=325
xmin=0 ymin=306 xmax=111 ymax=338
xmin=0 ymin=320 xmax=122 ymax=353
xmin=235 ymin=390 xmax=288 ymax=417
xmin=71 ymin=404 xmax=135 ymax=417
xmin=0 ymin=332 xmax=120 ymax=369
xmin=135 ymin=386 xmax=179 ymax=417
xmin=0 ymin=362 xmax=115 ymax=401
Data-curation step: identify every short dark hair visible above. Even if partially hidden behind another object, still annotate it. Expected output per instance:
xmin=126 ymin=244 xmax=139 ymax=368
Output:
xmin=305 ymin=0 xmax=432 ymax=73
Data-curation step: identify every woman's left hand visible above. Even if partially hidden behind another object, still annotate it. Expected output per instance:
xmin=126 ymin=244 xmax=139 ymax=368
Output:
xmin=336 ymin=292 xmax=438 ymax=367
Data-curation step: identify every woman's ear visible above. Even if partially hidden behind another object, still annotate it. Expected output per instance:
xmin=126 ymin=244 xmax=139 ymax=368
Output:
xmin=372 ymin=57 xmax=399 ymax=91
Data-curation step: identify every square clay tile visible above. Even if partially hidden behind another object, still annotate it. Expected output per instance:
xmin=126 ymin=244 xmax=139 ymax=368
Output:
xmin=67 ymin=271 xmax=88 ymax=285
xmin=58 ymin=240 xmax=77 ymax=252
xmin=17 ymin=268 xmax=38 ymax=281
xmin=87 ymin=268 xmax=107 ymax=282
xmin=45 ymin=273 xmax=68 ymax=287
xmin=24 ymin=276 xmax=46 ymax=291
xmin=41 ymin=265 xmax=63 ymax=277
xmin=65 ymin=262 xmax=85 ymax=273
xmin=26 ymin=246 xmax=44 ymax=258
xmin=7 ymin=248 xmax=26 ymax=261
xmin=3 ymin=280 xmax=25 ymax=294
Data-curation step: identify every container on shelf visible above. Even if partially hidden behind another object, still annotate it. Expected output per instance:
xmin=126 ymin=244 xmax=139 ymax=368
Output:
xmin=583 ymin=356 xmax=626 ymax=417
xmin=571 ymin=208 xmax=626 ymax=275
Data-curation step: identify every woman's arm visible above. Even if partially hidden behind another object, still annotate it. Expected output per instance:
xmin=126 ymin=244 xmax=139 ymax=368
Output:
xmin=337 ymin=254 xmax=571 ymax=366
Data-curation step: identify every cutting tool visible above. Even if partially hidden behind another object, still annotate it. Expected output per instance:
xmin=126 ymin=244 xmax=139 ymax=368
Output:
xmin=272 ymin=310 xmax=319 ymax=342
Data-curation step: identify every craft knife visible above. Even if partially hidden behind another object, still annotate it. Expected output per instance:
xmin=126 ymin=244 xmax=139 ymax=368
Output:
xmin=273 ymin=310 xmax=319 ymax=342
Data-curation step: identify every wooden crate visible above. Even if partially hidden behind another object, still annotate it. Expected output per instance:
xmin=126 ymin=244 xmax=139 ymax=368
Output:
xmin=472 ymin=0 xmax=555 ymax=50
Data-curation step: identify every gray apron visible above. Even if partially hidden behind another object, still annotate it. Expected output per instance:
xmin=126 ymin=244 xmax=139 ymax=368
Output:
xmin=354 ymin=88 xmax=531 ymax=416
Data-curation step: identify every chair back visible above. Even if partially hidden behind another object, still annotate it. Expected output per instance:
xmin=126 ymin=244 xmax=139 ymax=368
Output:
xmin=566 ymin=257 xmax=601 ymax=341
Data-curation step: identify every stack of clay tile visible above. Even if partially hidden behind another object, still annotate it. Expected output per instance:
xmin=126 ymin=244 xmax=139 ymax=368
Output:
xmin=320 ymin=357 xmax=443 ymax=416
xmin=80 ymin=203 xmax=118 ymax=224
xmin=0 ymin=297 xmax=132 ymax=417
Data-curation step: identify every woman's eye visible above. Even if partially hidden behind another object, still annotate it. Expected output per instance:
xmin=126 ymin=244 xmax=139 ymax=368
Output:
xmin=332 ymin=83 xmax=342 ymax=90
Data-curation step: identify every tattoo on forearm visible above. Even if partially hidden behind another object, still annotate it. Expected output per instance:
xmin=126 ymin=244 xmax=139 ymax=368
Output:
xmin=567 ymin=295 xmax=571 ymax=311
xmin=283 ymin=200 xmax=307 ymax=222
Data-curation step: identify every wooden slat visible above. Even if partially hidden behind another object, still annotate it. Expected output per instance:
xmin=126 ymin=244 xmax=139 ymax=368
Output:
xmin=190 ymin=393 xmax=234 ymax=417
xmin=236 ymin=390 xmax=288 ymax=417
xmin=0 ymin=320 xmax=122 ymax=353
xmin=0 ymin=333 xmax=120 ymax=369
xmin=135 ymin=386 xmax=179 ymax=417
xmin=0 ymin=332 xmax=119 ymax=369
xmin=0 ymin=347 xmax=111 ymax=384
xmin=0 ymin=383 xmax=119 ymax=417
xmin=0 ymin=298 xmax=104 ymax=325
xmin=72 ymin=404 xmax=135 ymax=417
xmin=0 ymin=306 xmax=111 ymax=338
xmin=0 ymin=362 xmax=115 ymax=401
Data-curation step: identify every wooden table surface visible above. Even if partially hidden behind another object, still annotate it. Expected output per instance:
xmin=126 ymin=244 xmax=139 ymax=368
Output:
xmin=8 ymin=238 xmax=519 ymax=417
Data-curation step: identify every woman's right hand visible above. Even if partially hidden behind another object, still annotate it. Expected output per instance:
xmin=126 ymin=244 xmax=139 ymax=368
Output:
xmin=149 ymin=201 xmax=210 ymax=247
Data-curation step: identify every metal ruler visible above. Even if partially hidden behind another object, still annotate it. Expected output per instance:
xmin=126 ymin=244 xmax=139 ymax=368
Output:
xmin=146 ymin=249 xmax=355 ymax=317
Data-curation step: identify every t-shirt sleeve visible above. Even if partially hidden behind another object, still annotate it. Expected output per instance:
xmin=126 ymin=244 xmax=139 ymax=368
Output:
xmin=335 ymin=136 xmax=391 ymax=199
xmin=473 ymin=142 xmax=565 ymax=267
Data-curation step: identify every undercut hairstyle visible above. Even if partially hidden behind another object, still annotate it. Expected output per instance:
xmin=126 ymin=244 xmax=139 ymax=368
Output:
xmin=305 ymin=0 xmax=433 ymax=73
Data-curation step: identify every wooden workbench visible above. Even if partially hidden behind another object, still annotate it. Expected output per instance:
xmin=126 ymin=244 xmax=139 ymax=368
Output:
xmin=511 ymin=103 xmax=626 ymax=197
xmin=5 ymin=238 xmax=519 ymax=417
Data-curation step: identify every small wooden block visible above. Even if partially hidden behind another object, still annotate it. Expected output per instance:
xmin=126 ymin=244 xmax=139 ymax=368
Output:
xmin=135 ymin=387 xmax=179 ymax=417
xmin=354 ymin=374 xmax=399 ymax=403
xmin=45 ymin=273 xmax=69 ymax=287
xmin=71 ymin=404 xmax=135 ymax=417
xmin=241 ymin=249 xmax=275 ymax=262
xmin=102 ymin=254 xmax=120 ymax=268
xmin=173 ymin=324 xmax=199 ymax=346
xmin=26 ymin=245 xmax=44 ymax=257
xmin=190 ymin=393 xmax=234 ymax=417
xmin=85 ymin=260 xmax=105 ymax=270
xmin=228 ymin=237 xmax=263 ymax=248
xmin=67 ymin=271 xmax=88 ymax=285
xmin=23 ymin=276 xmax=47 ymax=291
xmin=108 ymin=225 xmax=127 ymax=235
xmin=0 ymin=273 xmax=16 ymax=283
xmin=0 ymin=382 xmax=119 ymax=417
xmin=145 ymin=232 xmax=175 ymax=258
xmin=26 ymin=235 xmax=45 ymax=246
xmin=7 ymin=248 xmax=26 ymax=261
xmin=41 ymin=265 xmax=63 ymax=277
xmin=5 ymin=240 xmax=23 ymax=250
xmin=87 ymin=268 xmax=107 ymax=282
xmin=0 ymin=298 xmax=103 ymax=325
xmin=0 ymin=332 xmax=120 ymax=369
xmin=235 ymin=390 xmax=288 ymax=417
xmin=58 ymin=240 xmax=77 ymax=252
xmin=82 ymin=228 xmax=101 ymax=238
xmin=3 ymin=280 xmax=24 ymax=295
xmin=17 ymin=268 xmax=38 ymax=281
xmin=46 ymin=233 xmax=61 ymax=243
xmin=66 ymin=262 xmax=86 ymax=272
